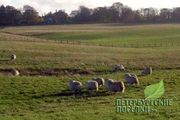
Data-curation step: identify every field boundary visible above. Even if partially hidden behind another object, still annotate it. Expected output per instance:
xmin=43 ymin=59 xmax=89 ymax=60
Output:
xmin=1 ymin=31 xmax=180 ymax=49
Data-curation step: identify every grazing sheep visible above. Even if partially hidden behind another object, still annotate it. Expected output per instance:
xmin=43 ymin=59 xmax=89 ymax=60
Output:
xmin=86 ymin=80 xmax=98 ymax=91
xmin=105 ymin=79 xmax=114 ymax=90
xmin=11 ymin=68 xmax=20 ymax=76
xmin=113 ymin=64 xmax=125 ymax=72
xmin=125 ymin=73 xmax=139 ymax=85
xmin=69 ymin=80 xmax=82 ymax=92
xmin=142 ymin=67 xmax=152 ymax=75
xmin=11 ymin=54 xmax=16 ymax=60
xmin=110 ymin=81 xmax=125 ymax=93
xmin=92 ymin=77 xmax=105 ymax=87
xmin=125 ymin=73 xmax=131 ymax=78
xmin=105 ymin=79 xmax=125 ymax=93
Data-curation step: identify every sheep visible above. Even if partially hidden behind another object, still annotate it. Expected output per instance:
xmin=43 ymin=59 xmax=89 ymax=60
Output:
xmin=125 ymin=73 xmax=131 ymax=78
xmin=86 ymin=80 xmax=98 ymax=92
xmin=11 ymin=68 xmax=20 ymax=76
xmin=68 ymin=80 xmax=82 ymax=92
xmin=11 ymin=54 xmax=16 ymax=60
xmin=92 ymin=77 xmax=105 ymax=87
xmin=142 ymin=67 xmax=152 ymax=75
xmin=105 ymin=79 xmax=114 ymax=90
xmin=113 ymin=64 xmax=125 ymax=72
xmin=110 ymin=81 xmax=125 ymax=93
xmin=125 ymin=73 xmax=139 ymax=85
xmin=105 ymin=79 xmax=125 ymax=93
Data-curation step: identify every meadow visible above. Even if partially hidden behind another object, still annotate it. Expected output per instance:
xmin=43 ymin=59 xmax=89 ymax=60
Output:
xmin=0 ymin=24 xmax=179 ymax=120
xmin=3 ymin=24 xmax=180 ymax=48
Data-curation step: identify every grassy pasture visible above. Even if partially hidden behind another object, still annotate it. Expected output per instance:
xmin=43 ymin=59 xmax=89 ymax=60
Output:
xmin=0 ymin=70 xmax=179 ymax=120
xmin=2 ymin=24 xmax=180 ymax=48
xmin=0 ymin=24 xmax=180 ymax=120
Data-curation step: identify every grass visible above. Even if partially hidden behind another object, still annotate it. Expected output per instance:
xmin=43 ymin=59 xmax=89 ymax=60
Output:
xmin=0 ymin=32 xmax=180 ymax=69
xmin=0 ymin=24 xmax=180 ymax=120
xmin=0 ymin=70 xmax=179 ymax=120
xmin=30 ymin=28 xmax=180 ymax=48
xmin=2 ymin=23 xmax=180 ymax=48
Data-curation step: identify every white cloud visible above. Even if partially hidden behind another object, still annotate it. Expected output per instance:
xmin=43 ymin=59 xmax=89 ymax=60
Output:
xmin=0 ymin=0 xmax=180 ymax=15
xmin=0 ymin=0 xmax=11 ymax=5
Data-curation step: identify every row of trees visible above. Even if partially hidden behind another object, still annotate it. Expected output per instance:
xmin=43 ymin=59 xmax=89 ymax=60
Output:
xmin=0 ymin=5 xmax=43 ymax=25
xmin=1 ymin=2 xmax=180 ymax=26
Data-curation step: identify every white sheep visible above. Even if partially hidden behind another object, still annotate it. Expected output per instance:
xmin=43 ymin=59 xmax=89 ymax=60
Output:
xmin=125 ymin=73 xmax=139 ymax=85
xmin=105 ymin=79 xmax=114 ymax=90
xmin=113 ymin=64 xmax=125 ymax=72
xmin=105 ymin=79 xmax=125 ymax=93
xmin=11 ymin=54 xmax=16 ymax=60
xmin=125 ymin=73 xmax=131 ymax=78
xmin=86 ymin=80 xmax=98 ymax=91
xmin=11 ymin=68 xmax=20 ymax=76
xmin=142 ymin=67 xmax=152 ymax=75
xmin=110 ymin=81 xmax=125 ymax=93
xmin=68 ymin=80 xmax=82 ymax=92
xmin=92 ymin=77 xmax=105 ymax=87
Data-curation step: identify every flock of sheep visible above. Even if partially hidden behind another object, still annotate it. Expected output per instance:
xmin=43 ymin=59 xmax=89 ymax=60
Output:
xmin=6 ymin=54 xmax=153 ymax=94
xmin=68 ymin=65 xmax=152 ymax=93
xmin=69 ymin=78 xmax=125 ymax=93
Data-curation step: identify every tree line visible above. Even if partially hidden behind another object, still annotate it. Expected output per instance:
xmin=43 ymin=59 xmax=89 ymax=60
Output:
xmin=1 ymin=2 xmax=180 ymax=26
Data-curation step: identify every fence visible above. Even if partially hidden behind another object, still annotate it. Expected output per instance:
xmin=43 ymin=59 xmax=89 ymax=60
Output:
xmin=55 ymin=40 xmax=180 ymax=48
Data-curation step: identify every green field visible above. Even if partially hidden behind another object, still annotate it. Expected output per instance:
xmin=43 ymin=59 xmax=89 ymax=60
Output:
xmin=0 ymin=24 xmax=180 ymax=120
xmin=2 ymin=24 xmax=180 ymax=48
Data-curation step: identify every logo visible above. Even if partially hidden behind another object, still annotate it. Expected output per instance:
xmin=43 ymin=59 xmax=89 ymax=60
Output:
xmin=115 ymin=80 xmax=173 ymax=113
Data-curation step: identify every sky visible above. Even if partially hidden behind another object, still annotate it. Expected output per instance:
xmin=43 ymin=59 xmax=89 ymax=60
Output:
xmin=0 ymin=0 xmax=179 ymax=15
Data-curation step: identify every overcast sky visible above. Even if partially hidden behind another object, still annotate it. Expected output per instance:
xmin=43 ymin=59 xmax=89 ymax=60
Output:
xmin=0 ymin=0 xmax=179 ymax=15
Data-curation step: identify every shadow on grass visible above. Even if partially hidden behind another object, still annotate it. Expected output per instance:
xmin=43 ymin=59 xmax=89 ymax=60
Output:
xmin=33 ymin=89 xmax=115 ymax=99
xmin=0 ymin=68 xmax=13 ymax=72
xmin=0 ymin=59 xmax=10 ymax=62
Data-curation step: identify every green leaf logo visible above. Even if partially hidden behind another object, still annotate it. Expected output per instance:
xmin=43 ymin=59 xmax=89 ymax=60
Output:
xmin=144 ymin=80 xmax=165 ymax=99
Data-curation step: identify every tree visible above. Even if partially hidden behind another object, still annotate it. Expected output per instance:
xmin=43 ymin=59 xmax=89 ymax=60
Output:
xmin=92 ymin=7 xmax=119 ymax=23
xmin=5 ymin=6 xmax=22 ymax=25
xmin=111 ymin=2 xmax=123 ymax=17
xmin=0 ymin=5 xmax=22 ymax=26
xmin=172 ymin=7 xmax=180 ymax=22
xmin=22 ymin=5 xmax=42 ymax=25
xmin=0 ymin=5 xmax=7 ymax=25
xmin=53 ymin=10 xmax=69 ymax=24
xmin=141 ymin=8 xmax=159 ymax=22
xmin=43 ymin=12 xmax=55 ymax=24
xmin=159 ymin=8 xmax=172 ymax=22
xmin=121 ymin=6 xmax=135 ymax=23
xmin=71 ymin=6 xmax=92 ymax=23
xmin=134 ymin=10 xmax=143 ymax=23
